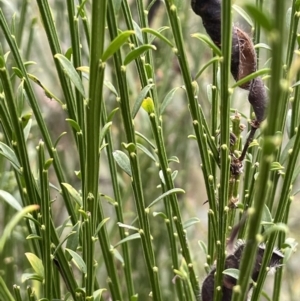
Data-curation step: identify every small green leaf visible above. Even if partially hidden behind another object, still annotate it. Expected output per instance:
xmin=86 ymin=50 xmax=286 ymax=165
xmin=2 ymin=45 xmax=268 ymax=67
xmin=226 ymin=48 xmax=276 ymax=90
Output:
xmin=168 ymin=156 xmax=180 ymax=163
xmin=0 ymin=142 xmax=21 ymax=171
xmin=195 ymin=56 xmax=220 ymax=80
xmin=111 ymin=247 xmax=124 ymax=264
xmin=183 ymin=217 xmax=200 ymax=230
xmin=104 ymin=80 xmax=118 ymax=96
xmin=99 ymin=122 xmax=112 ymax=146
xmin=102 ymin=30 xmax=135 ymax=61
xmin=142 ymin=27 xmax=173 ymax=48
xmin=44 ymin=158 xmax=53 ymax=170
xmin=261 ymin=204 xmax=273 ymax=230
xmin=66 ymin=222 xmax=81 ymax=252
xmin=55 ymin=54 xmax=86 ymax=97
xmin=66 ymin=118 xmax=81 ymax=132
xmin=114 ymin=233 xmax=141 ymax=248
xmin=132 ymin=84 xmax=155 ymax=118
xmin=147 ymin=188 xmax=185 ymax=209
xmin=0 ymin=205 xmax=39 ymax=254
xmin=244 ymin=4 xmax=273 ymax=31
xmin=124 ymin=45 xmax=156 ymax=66
xmin=222 ymin=268 xmax=240 ymax=280
xmin=65 ymin=248 xmax=87 ymax=274
xmin=132 ymin=20 xmax=143 ymax=44
xmin=0 ymin=190 xmax=22 ymax=211
xmin=232 ymin=68 xmax=271 ymax=89
xmin=113 ymin=150 xmax=132 ymax=176
xmin=135 ymin=131 xmax=156 ymax=149
xmin=270 ymin=162 xmax=284 ymax=171
xmin=93 ymin=289 xmax=107 ymax=301
xmin=26 ymin=234 xmax=42 ymax=240
xmin=160 ymin=87 xmax=180 ymax=115
xmin=61 ymin=183 xmax=82 ymax=206
xmin=130 ymin=294 xmax=139 ymax=301
xmin=153 ymin=212 xmax=168 ymax=219
xmin=137 ymin=143 xmax=157 ymax=162
xmin=233 ymin=4 xmax=254 ymax=27
xmin=107 ymin=107 xmax=119 ymax=122
xmin=263 ymin=223 xmax=289 ymax=238
xmin=254 ymin=43 xmax=272 ymax=51
xmin=94 ymin=218 xmax=110 ymax=236
xmin=198 ymin=240 xmax=207 ymax=255
xmin=117 ymin=222 xmax=139 ymax=232
xmin=100 ymin=194 xmax=116 ymax=206
xmin=21 ymin=273 xmax=43 ymax=283
xmin=191 ymin=33 xmax=222 ymax=56
xmin=25 ymin=253 xmax=44 ymax=278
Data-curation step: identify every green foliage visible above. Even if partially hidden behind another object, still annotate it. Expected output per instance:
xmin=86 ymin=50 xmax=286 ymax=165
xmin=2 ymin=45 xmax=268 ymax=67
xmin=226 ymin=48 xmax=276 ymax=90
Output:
xmin=0 ymin=1 xmax=299 ymax=301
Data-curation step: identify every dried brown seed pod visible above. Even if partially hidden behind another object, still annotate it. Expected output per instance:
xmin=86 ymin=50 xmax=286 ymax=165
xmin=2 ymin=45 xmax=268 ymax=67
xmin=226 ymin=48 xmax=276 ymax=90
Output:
xmin=200 ymin=242 xmax=283 ymax=301
xmin=191 ymin=0 xmax=268 ymax=162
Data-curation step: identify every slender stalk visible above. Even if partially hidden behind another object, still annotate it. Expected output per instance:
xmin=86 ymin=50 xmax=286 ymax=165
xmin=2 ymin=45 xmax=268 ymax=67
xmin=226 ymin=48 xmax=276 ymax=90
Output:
xmin=163 ymin=0 xmax=218 ymax=240
xmin=35 ymin=0 xmax=77 ymax=123
xmin=101 ymin=108 xmax=135 ymax=298
xmin=232 ymin=2 xmax=286 ymax=300
xmin=107 ymin=1 xmax=163 ymax=300
xmin=214 ymin=1 xmax=232 ymax=300
xmin=0 ymin=8 xmax=78 ymax=224
xmin=37 ymin=141 xmax=52 ymax=300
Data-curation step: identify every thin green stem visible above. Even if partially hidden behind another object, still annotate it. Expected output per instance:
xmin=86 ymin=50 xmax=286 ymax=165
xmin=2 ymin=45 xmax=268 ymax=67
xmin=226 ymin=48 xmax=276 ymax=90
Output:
xmin=232 ymin=2 xmax=286 ymax=300
xmin=163 ymin=0 xmax=218 ymax=240
xmin=37 ymin=141 xmax=52 ymax=300
xmin=107 ymin=1 xmax=162 ymax=299
xmin=35 ymin=0 xmax=77 ymax=123
xmin=0 ymin=8 xmax=78 ymax=224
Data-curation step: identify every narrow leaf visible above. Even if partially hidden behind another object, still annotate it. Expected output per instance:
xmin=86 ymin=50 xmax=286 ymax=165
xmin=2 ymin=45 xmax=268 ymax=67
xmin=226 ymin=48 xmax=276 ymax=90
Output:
xmin=160 ymin=87 xmax=180 ymax=115
xmin=102 ymin=30 xmax=135 ymax=61
xmin=25 ymin=253 xmax=44 ymax=278
xmin=183 ymin=217 xmax=200 ymax=230
xmin=132 ymin=84 xmax=154 ymax=118
xmin=114 ymin=233 xmax=141 ymax=248
xmin=0 ymin=190 xmax=22 ymax=211
xmin=0 ymin=142 xmax=21 ymax=171
xmin=191 ymin=33 xmax=222 ymax=56
xmin=142 ymin=27 xmax=173 ymax=48
xmin=113 ymin=150 xmax=132 ymax=176
xmin=61 ymin=183 xmax=82 ymax=206
xmin=54 ymin=54 xmax=86 ymax=97
xmin=0 ymin=205 xmax=39 ymax=254
xmin=65 ymin=248 xmax=87 ymax=274
xmin=147 ymin=188 xmax=185 ymax=209
xmin=124 ymin=45 xmax=156 ymax=66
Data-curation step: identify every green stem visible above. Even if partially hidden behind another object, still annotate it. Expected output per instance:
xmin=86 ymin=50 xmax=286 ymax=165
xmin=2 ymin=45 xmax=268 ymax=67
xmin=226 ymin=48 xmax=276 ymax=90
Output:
xmin=101 ymin=108 xmax=135 ymax=298
xmin=107 ymin=1 xmax=162 ymax=300
xmin=35 ymin=0 xmax=77 ymax=123
xmin=163 ymin=0 xmax=218 ymax=241
xmin=0 ymin=8 xmax=78 ymax=224
xmin=37 ymin=141 xmax=52 ymax=300
xmin=232 ymin=2 xmax=286 ymax=300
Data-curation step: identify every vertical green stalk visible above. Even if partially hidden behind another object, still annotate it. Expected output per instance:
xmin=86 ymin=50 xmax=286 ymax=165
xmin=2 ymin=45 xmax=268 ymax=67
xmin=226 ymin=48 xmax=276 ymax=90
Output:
xmin=0 ymin=276 xmax=15 ymax=301
xmin=163 ymin=0 xmax=218 ymax=237
xmin=66 ymin=0 xmax=85 ymax=163
xmin=145 ymin=102 xmax=200 ymax=300
xmin=16 ymin=0 xmax=28 ymax=47
xmin=83 ymin=0 xmax=106 ymax=297
xmin=107 ymin=2 xmax=163 ymax=300
xmin=232 ymin=1 xmax=286 ymax=301
xmin=214 ymin=0 xmax=232 ymax=300
xmin=0 ymin=8 xmax=77 ymax=224
xmin=101 ymin=109 xmax=135 ymax=298
xmin=35 ymin=0 xmax=77 ymax=123
xmin=37 ymin=141 xmax=52 ymax=300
